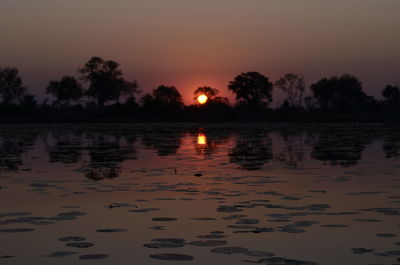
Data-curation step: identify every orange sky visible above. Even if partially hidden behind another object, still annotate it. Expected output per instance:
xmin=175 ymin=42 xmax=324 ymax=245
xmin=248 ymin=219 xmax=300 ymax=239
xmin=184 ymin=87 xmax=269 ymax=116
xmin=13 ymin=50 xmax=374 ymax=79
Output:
xmin=1 ymin=0 xmax=400 ymax=104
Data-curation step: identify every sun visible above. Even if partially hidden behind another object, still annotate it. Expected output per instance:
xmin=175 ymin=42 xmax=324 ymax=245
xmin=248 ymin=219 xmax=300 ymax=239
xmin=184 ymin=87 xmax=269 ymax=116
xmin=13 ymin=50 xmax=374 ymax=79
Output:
xmin=197 ymin=94 xmax=208 ymax=104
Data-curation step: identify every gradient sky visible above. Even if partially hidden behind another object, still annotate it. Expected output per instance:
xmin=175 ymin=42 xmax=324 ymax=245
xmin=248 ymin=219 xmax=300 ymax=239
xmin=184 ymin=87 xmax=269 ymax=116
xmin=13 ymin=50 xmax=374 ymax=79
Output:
xmin=1 ymin=0 xmax=399 ymax=104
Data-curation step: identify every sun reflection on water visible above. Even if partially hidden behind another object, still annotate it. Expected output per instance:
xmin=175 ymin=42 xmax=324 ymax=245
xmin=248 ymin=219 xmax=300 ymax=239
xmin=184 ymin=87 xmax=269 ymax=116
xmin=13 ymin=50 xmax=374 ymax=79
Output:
xmin=197 ymin=133 xmax=207 ymax=145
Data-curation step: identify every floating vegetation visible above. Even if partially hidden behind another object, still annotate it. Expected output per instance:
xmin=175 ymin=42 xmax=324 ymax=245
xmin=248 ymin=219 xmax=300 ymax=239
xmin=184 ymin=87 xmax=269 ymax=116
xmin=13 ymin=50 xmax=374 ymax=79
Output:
xmin=45 ymin=251 xmax=77 ymax=257
xmin=191 ymin=217 xmax=217 ymax=221
xmin=79 ymin=254 xmax=109 ymax=260
xmin=152 ymin=238 xmax=186 ymax=243
xmin=2 ymin=125 xmax=400 ymax=265
xmin=376 ymin=233 xmax=397 ymax=238
xmin=321 ymin=224 xmax=349 ymax=228
xmin=243 ymin=250 xmax=275 ymax=257
xmin=189 ymin=240 xmax=227 ymax=247
xmin=59 ymin=236 xmax=86 ymax=242
xmin=211 ymin=247 xmax=248 ymax=254
xmin=152 ymin=217 xmax=177 ymax=222
xmin=106 ymin=203 xmax=137 ymax=208
xmin=144 ymin=242 xmax=184 ymax=249
xmin=257 ymin=257 xmax=319 ymax=265
xmin=66 ymin=242 xmax=95 ymax=248
xmin=130 ymin=208 xmax=160 ymax=213
xmin=96 ymin=229 xmax=127 ymax=233
xmin=0 ymin=228 xmax=34 ymax=233
xmin=150 ymin=253 xmax=194 ymax=261
xmin=352 ymin=218 xmax=381 ymax=222
xmin=197 ymin=234 xmax=227 ymax=239
xmin=50 ymin=211 xmax=86 ymax=221
xmin=351 ymin=248 xmax=374 ymax=254
xmin=0 ymin=255 xmax=15 ymax=259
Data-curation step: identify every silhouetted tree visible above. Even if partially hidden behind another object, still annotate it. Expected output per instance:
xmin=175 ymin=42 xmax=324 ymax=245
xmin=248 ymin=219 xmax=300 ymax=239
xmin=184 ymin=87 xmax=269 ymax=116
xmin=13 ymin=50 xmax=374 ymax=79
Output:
xmin=275 ymin=73 xmax=305 ymax=110
xmin=228 ymin=72 xmax=273 ymax=107
xmin=0 ymin=67 xmax=27 ymax=105
xmin=46 ymin=76 xmax=83 ymax=106
xmin=19 ymin=94 xmax=38 ymax=113
xmin=310 ymin=74 xmax=369 ymax=111
xmin=382 ymin=85 xmax=400 ymax=112
xmin=193 ymin=86 xmax=218 ymax=101
xmin=382 ymin=85 xmax=400 ymax=102
xmin=152 ymin=85 xmax=183 ymax=105
xmin=78 ymin=57 xmax=139 ymax=107
xmin=141 ymin=85 xmax=184 ymax=118
xmin=304 ymin=96 xmax=317 ymax=110
xmin=193 ymin=86 xmax=229 ymax=104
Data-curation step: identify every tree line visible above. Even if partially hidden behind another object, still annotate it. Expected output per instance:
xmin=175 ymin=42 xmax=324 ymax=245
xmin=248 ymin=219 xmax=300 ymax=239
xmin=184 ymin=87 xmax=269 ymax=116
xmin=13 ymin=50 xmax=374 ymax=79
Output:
xmin=0 ymin=56 xmax=399 ymax=122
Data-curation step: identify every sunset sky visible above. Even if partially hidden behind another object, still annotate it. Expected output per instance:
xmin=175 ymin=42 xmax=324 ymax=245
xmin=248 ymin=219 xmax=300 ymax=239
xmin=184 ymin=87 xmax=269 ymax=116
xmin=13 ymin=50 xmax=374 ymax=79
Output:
xmin=1 ymin=0 xmax=399 ymax=104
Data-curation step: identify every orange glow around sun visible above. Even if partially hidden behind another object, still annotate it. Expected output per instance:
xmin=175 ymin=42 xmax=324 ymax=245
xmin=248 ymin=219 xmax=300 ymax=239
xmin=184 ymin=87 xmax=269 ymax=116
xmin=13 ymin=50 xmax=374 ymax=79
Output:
xmin=197 ymin=94 xmax=208 ymax=104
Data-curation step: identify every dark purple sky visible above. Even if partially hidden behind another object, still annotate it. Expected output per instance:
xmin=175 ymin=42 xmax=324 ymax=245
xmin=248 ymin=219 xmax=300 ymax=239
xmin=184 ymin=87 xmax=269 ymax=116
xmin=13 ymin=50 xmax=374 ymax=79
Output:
xmin=1 ymin=0 xmax=399 ymax=104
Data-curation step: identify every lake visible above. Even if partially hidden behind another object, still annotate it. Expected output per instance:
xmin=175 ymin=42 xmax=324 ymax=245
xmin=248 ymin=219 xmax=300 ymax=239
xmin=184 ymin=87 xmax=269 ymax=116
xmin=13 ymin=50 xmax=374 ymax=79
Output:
xmin=0 ymin=123 xmax=399 ymax=265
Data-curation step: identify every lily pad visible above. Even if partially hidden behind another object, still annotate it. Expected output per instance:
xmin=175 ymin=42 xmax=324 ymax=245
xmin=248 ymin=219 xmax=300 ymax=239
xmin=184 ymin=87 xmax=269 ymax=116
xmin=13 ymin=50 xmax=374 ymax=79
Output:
xmin=96 ymin=229 xmax=127 ymax=233
xmin=79 ymin=254 xmax=108 ymax=260
xmin=45 ymin=251 xmax=77 ymax=257
xmin=211 ymin=247 xmax=248 ymax=254
xmin=152 ymin=217 xmax=177 ymax=222
xmin=190 ymin=240 xmax=227 ymax=247
xmin=59 ymin=236 xmax=86 ymax=242
xmin=66 ymin=242 xmax=94 ymax=248
xmin=150 ymin=253 xmax=194 ymax=261
xmin=0 ymin=228 xmax=34 ymax=233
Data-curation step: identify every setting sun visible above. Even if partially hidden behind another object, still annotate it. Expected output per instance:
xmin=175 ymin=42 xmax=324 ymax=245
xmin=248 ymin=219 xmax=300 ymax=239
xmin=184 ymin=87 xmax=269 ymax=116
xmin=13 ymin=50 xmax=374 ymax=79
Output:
xmin=197 ymin=94 xmax=208 ymax=104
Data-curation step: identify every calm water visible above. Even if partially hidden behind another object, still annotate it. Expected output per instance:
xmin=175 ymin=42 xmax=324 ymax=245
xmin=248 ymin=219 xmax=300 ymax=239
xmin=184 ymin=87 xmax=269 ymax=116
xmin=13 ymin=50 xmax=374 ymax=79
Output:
xmin=0 ymin=124 xmax=399 ymax=265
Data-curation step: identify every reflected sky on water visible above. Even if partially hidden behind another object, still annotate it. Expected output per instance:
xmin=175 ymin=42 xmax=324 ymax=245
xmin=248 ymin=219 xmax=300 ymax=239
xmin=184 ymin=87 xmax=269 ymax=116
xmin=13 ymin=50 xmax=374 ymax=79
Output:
xmin=0 ymin=124 xmax=399 ymax=265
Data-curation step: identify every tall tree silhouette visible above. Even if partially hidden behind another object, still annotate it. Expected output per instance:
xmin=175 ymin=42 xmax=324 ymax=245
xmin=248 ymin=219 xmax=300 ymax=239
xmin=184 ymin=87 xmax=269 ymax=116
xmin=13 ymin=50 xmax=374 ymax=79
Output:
xmin=0 ymin=67 xmax=27 ymax=105
xmin=310 ymin=74 xmax=369 ymax=111
xmin=275 ymin=73 xmax=305 ymax=110
xmin=78 ymin=57 xmax=139 ymax=107
xmin=228 ymin=72 xmax=273 ymax=107
xmin=46 ymin=76 xmax=83 ymax=106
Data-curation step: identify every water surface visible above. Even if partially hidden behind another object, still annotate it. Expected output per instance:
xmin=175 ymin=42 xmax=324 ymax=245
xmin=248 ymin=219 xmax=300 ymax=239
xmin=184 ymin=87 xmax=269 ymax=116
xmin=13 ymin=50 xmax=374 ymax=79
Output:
xmin=0 ymin=124 xmax=399 ymax=265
